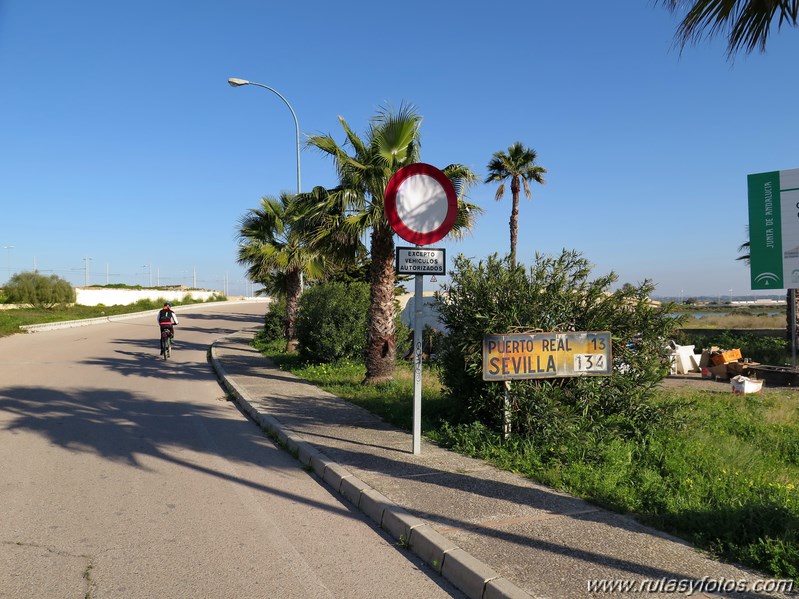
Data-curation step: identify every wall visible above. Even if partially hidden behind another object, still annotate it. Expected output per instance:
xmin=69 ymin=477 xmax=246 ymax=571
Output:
xmin=397 ymin=292 xmax=446 ymax=331
xmin=75 ymin=287 xmax=223 ymax=306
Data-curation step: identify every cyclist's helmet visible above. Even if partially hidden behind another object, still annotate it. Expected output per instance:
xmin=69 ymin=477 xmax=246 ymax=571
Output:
xmin=164 ymin=302 xmax=172 ymax=308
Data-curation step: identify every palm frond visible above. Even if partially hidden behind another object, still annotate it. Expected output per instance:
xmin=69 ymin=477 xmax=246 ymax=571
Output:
xmin=660 ymin=0 xmax=798 ymax=58
xmin=371 ymin=105 xmax=422 ymax=168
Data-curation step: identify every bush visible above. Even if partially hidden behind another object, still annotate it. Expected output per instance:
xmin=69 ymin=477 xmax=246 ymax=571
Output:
xmin=262 ymin=298 xmax=287 ymax=342
xmin=295 ymin=282 xmax=370 ymax=362
xmin=4 ymin=271 xmax=76 ymax=309
xmin=435 ymin=251 xmax=685 ymax=445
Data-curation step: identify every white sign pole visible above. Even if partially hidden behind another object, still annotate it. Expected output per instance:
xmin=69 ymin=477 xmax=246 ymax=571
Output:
xmin=412 ymin=270 xmax=423 ymax=455
xmin=384 ymin=163 xmax=458 ymax=456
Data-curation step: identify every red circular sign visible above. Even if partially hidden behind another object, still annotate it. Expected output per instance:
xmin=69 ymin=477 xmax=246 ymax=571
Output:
xmin=384 ymin=163 xmax=458 ymax=245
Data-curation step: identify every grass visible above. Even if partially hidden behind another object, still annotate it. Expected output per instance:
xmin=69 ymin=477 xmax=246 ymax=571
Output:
xmin=675 ymin=304 xmax=785 ymax=330
xmin=252 ymin=336 xmax=453 ymax=431
xmin=0 ymin=304 xmax=147 ymax=337
xmin=681 ymin=312 xmax=785 ymax=329
xmin=0 ymin=296 xmax=226 ymax=338
xmin=550 ymin=387 xmax=799 ymax=582
xmin=254 ymin=336 xmax=799 ymax=584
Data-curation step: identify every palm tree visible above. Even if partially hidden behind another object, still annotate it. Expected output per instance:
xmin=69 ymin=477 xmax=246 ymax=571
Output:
xmin=305 ymin=104 xmax=480 ymax=384
xmin=737 ymin=240 xmax=750 ymax=264
xmin=659 ymin=0 xmax=798 ymax=59
xmin=236 ymin=192 xmax=325 ymax=349
xmin=484 ymin=142 xmax=546 ymax=268
xmin=293 ymin=184 xmax=370 ymax=282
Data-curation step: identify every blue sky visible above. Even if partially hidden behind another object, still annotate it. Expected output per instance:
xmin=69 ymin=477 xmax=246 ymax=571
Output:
xmin=1 ymin=1 xmax=797 ymax=299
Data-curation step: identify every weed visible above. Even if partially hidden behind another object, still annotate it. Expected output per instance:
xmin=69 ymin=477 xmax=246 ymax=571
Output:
xmin=83 ymin=561 xmax=94 ymax=599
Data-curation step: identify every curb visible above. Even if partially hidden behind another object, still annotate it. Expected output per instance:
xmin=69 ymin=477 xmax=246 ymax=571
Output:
xmin=18 ymin=300 xmax=269 ymax=333
xmin=210 ymin=334 xmax=533 ymax=599
xmin=20 ymin=310 xmax=161 ymax=332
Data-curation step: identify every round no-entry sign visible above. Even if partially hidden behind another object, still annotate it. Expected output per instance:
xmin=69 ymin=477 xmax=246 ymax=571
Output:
xmin=384 ymin=163 xmax=458 ymax=245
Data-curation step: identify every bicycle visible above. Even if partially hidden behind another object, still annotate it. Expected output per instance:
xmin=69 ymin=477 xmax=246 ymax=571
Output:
xmin=160 ymin=328 xmax=174 ymax=360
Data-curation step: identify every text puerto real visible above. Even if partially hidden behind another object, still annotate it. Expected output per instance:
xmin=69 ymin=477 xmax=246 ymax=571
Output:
xmin=486 ymin=336 xmax=572 ymax=376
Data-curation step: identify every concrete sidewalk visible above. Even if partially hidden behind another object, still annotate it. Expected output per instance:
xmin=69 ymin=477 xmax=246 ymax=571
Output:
xmin=210 ymin=331 xmax=796 ymax=599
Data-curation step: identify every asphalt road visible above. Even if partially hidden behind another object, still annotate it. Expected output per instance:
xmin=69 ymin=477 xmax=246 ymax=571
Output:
xmin=0 ymin=302 xmax=463 ymax=599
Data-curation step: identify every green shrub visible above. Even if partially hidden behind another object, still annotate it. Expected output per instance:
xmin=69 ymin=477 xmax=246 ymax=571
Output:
xmin=262 ymin=298 xmax=287 ymax=342
xmin=4 ymin=271 xmax=76 ymax=309
xmin=295 ymin=282 xmax=370 ymax=362
xmin=435 ymin=251 xmax=685 ymax=444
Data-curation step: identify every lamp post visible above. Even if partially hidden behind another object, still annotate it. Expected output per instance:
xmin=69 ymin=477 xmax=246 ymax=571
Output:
xmin=228 ymin=77 xmax=303 ymax=293
xmin=227 ymin=77 xmax=301 ymax=195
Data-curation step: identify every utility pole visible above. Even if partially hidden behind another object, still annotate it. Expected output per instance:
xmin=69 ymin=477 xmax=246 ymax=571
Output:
xmin=83 ymin=256 xmax=91 ymax=287
xmin=3 ymin=245 xmax=14 ymax=280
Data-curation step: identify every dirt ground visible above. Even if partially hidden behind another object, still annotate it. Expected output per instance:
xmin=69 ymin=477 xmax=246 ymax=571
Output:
xmin=661 ymin=372 xmax=799 ymax=393
xmin=660 ymin=373 xmax=740 ymax=392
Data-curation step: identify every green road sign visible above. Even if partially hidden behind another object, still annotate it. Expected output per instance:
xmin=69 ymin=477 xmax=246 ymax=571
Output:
xmin=748 ymin=168 xmax=799 ymax=290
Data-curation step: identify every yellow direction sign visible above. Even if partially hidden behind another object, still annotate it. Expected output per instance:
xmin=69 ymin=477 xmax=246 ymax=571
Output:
xmin=483 ymin=331 xmax=612 ymax=381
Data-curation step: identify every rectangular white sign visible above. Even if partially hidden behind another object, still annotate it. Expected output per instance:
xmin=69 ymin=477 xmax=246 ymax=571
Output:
xmin=395 ymin=247 xmax=446 ymax=275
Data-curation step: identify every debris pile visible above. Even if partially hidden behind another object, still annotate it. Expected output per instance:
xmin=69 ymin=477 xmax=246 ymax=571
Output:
xmin=668 ymin=342 xmax=763 ymax=392
xmin=703 ymin=347 xmax=758 ymax=381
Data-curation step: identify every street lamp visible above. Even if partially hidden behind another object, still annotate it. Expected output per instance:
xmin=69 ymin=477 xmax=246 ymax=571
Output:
xmin=228 ymin=77 xmax=303 ymax=293
xmin=227 ymin=77 xmax=301 ymax=195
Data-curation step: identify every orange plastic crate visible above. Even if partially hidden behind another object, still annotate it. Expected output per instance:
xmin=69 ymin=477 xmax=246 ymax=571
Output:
xmin=710 ymin=349 xmax=742 ymax=366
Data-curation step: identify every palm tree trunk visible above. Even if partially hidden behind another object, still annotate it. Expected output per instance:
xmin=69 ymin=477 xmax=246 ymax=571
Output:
xmin=509 ymin=176 xmax=521 ymax=267
xmin=364 ymin=222 xmax=396 ymax=384
xmin=285 ymin=268 xmax=302 ymax=351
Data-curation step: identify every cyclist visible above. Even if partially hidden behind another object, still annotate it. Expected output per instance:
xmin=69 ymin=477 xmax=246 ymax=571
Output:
xmin=157 ymin=302 xmax=179 ymax=351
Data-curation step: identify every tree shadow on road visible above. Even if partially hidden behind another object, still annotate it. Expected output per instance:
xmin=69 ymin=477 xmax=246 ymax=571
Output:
xmin=0 ymin=385 xmax=355 ymax=518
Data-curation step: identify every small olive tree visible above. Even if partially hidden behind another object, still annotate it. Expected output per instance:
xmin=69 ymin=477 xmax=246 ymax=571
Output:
xmin=5 ymin=272 xmax=76 ymax=309
xmin=435 ymin=251 xmax=684 ymax=453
